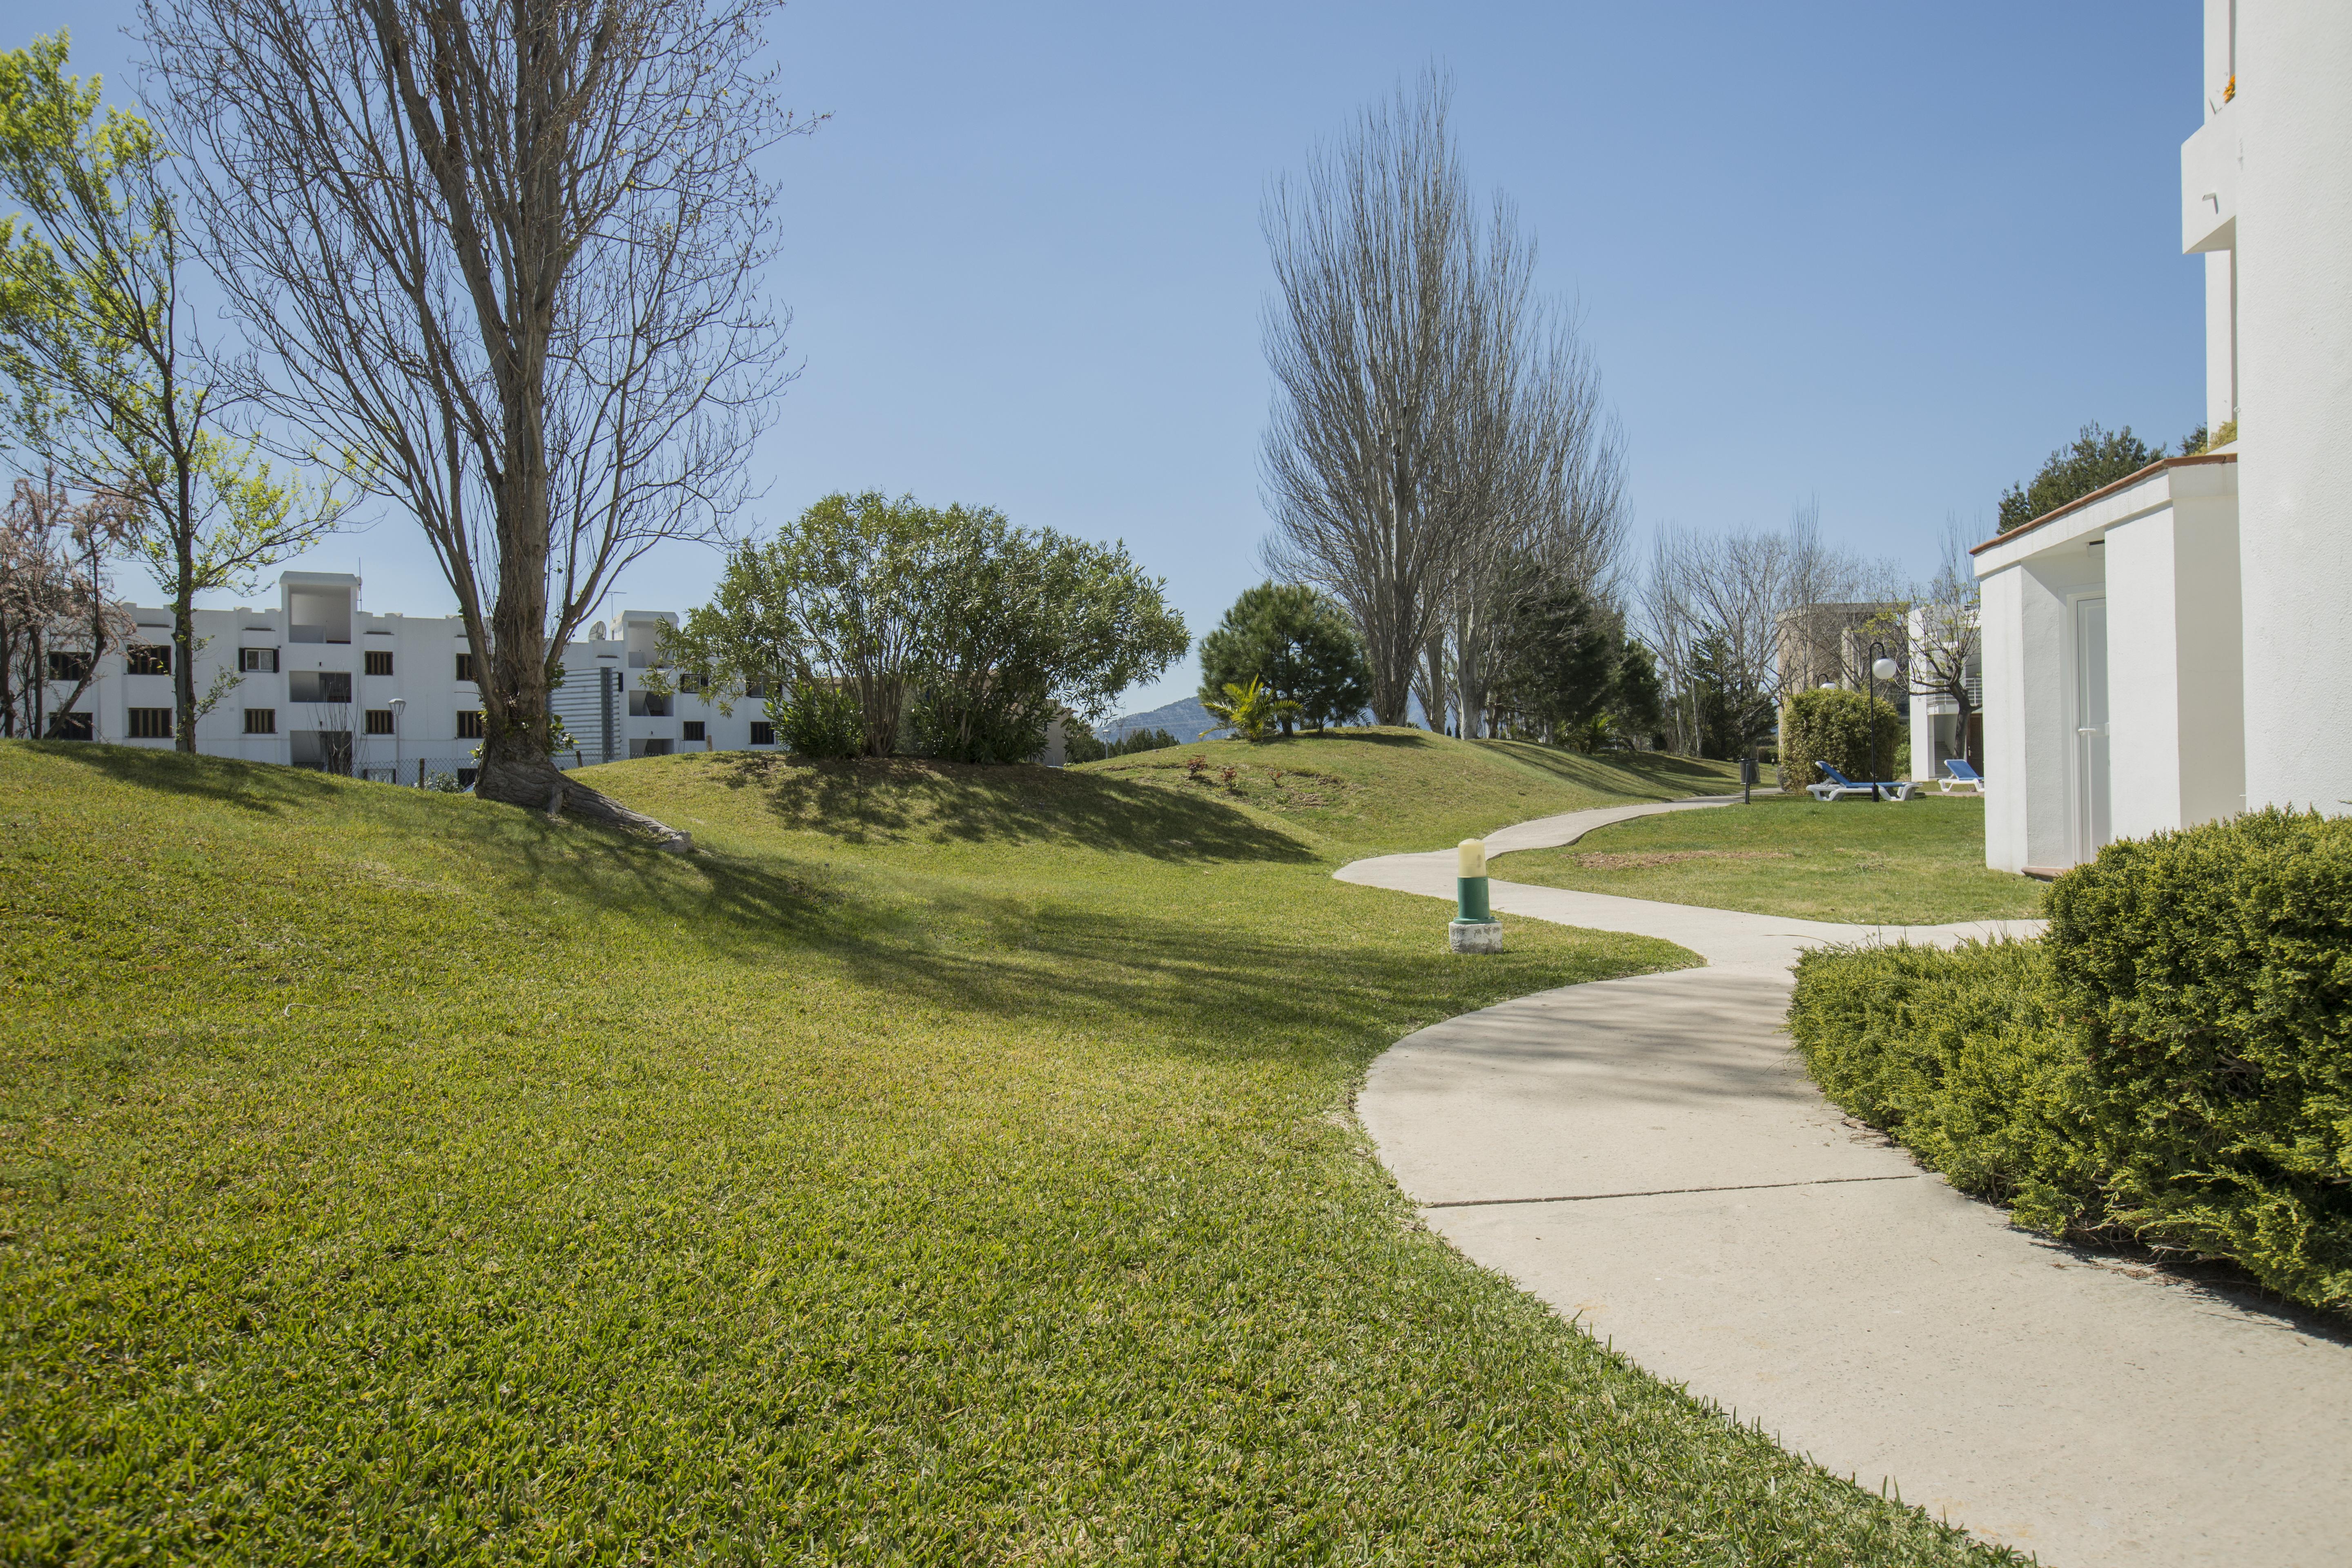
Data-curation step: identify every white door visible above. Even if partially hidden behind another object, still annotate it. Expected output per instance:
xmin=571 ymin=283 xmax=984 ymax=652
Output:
xmin=2075 ymin=597 xmax=2111 ymax=859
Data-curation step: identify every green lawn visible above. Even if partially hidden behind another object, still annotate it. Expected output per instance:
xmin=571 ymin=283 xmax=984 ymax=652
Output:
xmin=1494 ymin=789 xmax=2045 ymax=925
xmin=1080 ymin=726 xmax=1743 ymax=855
xmin=2 ymin=737 xmax=2020 ymax=1564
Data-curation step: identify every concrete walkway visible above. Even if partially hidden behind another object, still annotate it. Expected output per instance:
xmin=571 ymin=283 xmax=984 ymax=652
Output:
xmin=1343 ymin=799 xmax=2352 ymax=1568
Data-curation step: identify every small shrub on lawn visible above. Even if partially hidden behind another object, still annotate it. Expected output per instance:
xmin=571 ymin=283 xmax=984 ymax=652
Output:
xmin=775 ymin=678 xmax=865 ymax=758
xmin=1790 ymin=807 xmax=2352 ymax=1312
xmin=1778 ymin=686 xmax=1902 ymax=793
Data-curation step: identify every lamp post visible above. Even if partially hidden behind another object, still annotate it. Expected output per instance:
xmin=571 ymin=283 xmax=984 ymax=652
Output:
xmin=388 ymin=696 xmax=405 ymax=786
xmin=1867 ymin=642 xmax=1898 ymax=801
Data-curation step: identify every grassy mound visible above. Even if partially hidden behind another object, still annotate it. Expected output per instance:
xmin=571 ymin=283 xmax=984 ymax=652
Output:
xmin=2 ymin=741 xmax=2017 ymax=1563
xmin=1078 ymin=727 xmax=1740 ymax=855
xmin=1495 ymin=791 xmax=2044 ymax=925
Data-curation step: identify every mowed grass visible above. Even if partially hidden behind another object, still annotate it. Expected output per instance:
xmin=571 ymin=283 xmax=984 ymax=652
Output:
xmin=1 ymin=739 xmax=2021 ymax=1565
xmin=1079 ymin=726 xmax=1742 ymax=855
xmin=1494 ymin=790 xmax=2045 ymax=925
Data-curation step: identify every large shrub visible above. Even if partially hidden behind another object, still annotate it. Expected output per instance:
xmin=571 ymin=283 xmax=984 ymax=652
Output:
xmin=1789 ymin=808 xmax=2352 ymax=1312
xmin=1777 ymin=686 xmax=1902 ymax=793
xmin=659 ymin=493 xmax=1188 ymax=762
xmin=2048 ymin=809 xmax=2352 ymax=1308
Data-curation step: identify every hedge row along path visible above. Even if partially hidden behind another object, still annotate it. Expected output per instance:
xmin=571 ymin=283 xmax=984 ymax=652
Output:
xmin=1343 ymin=800 xmax=2352 ymax=1568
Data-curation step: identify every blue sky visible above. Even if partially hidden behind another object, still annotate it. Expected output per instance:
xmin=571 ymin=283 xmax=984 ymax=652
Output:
xmin=45 ymin=2 xmax=2204 ymax=712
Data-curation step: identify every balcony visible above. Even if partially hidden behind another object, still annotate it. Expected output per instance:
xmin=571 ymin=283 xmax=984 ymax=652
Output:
xmin=2180 ymin=98 xmax=2238 ymax=254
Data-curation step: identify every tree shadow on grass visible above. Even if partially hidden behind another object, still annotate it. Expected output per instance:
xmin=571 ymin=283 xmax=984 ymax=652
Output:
xmin=693 ymin=754 xmax=1319 ymax=864
xmin=22 ymin=739 xmax=354 ymax=817
xmin=497 ymin=814 xmax=1627 ymax=1069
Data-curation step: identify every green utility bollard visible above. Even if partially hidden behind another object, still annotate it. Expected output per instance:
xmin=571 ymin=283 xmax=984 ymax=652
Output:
xmin=1450 ymin=838 xmax=1503 ymax=953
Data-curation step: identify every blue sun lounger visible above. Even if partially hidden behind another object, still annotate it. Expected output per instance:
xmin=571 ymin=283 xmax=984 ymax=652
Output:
xmin=1940 ymin=758 xmax=1987 ymax=795
xmin=1807 ymin=762 xmax=1919 ymax=802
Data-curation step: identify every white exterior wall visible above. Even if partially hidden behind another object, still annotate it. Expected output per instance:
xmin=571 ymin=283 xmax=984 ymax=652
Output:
xmin=1976 ymin=564 xmax=2032 ymax=873
xmin=2102 ymin=477 xmax=2244 ymax=841
xmin=38 ymin=572 xmax=793 ymax=778
xmin=2235 ymin=2 xmax=2352 ymax=814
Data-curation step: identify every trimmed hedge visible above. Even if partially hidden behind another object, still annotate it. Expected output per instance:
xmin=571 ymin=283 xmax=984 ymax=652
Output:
xmin=1788 ymin=808 xmax=2352 ymax=1312
xmin=1777 ymin=686 xmax=1902 ymax=794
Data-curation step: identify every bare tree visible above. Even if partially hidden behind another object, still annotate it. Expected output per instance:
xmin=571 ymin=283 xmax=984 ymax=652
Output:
xmin=1262 ymin=71 xmax=1620 ymax=729
xmin=0 ymin=472 xmax=135 ymax=738
xmin=145 ymin=0 xmax=811 ymax=836
xmin=1904 ymin=518 xmax=1982 ymax=773
xmin=1636 ymin=504 xmax=1904 ymax=753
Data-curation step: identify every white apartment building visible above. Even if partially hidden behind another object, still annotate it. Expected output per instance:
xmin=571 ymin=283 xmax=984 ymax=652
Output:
xmin=40 ymin=572 xmax=785 ymax=786
xmin=1971 ymin=0 xmax=2348 ymax=873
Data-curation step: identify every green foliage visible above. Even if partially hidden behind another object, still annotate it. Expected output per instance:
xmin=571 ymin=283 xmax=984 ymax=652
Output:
xmin=1788 ymin=942 xmax=2094 ymax=1219
xmin=773 ymin=678 xmax=863 ymax=760
xmin=1609 ymin=639 xmax=1666 ymax=744
xmin=1996 ymin=422 xmax=2164 ymax=533
xmin=422 ymin=770 xmax=465 ymax=793
xmin=1790 ymin=808 xmax=2352 ymax=1312
xmin=664 ymin=493 xmax=1186 ymax=763
xmin=1105 ymin=726 xmax=1176 ymax=758
xmin=1196 ymin=582 xmax=1370 ymax=734
xmin=1488 ymin=582 xmax=1618 ymax=738
xmin=2046 ymin=808 xmax=2352 ymax=1309
xmin=1688 ymin=631 xmax=1773 ymax=760
xmin=0 ymin=33 xmax=344 ymax=747
xmin=1199 ymin=677 xmax=1301 ymax=743
xmin=1777 ymin=686 xmax=1902 ymax=792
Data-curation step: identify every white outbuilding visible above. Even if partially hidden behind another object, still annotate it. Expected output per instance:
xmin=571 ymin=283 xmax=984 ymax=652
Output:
xmin=1972 ymin=0 xmax=2349 ymax=875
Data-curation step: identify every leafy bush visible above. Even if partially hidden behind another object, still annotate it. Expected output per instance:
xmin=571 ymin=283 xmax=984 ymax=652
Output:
xmin=2047 ymin=808 xmax=2352 ymax=1309
xmin=1200 ymin=677 xmax=1299 ymax=743
xmin=773 ymin=679 xmax=864 ymax=759
xmin=1777 ymin=686 xmax=1902 ymax=793
xmin=1789 ymin=808 xmax=2352 ymax=1311
xmin=659 ymin=492 xmax=1188 ymax=761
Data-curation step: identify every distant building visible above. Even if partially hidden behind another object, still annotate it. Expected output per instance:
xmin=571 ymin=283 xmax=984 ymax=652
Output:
xmin=36 ymin=570 xmax=1076 ymax=779
xmin=38 ymin=573 xmax=784 ymax=786
xmin=1971 ymin=0 xmax=2347 ymax=873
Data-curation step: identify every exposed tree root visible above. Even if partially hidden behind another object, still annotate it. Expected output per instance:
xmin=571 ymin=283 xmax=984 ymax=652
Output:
xmin=476 ymin=755 xmax=692 ymax=852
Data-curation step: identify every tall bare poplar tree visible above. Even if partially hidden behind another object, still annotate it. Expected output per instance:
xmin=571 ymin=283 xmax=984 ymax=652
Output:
xmin=144 ymin=0 xmax=808 ymax=832
xmin=1260 ymin=72 xmax=1622 ymax=731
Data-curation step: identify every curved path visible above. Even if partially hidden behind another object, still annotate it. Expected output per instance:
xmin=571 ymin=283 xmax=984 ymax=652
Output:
xmin=1344 ymin=799 xmax=2352 ymax=1568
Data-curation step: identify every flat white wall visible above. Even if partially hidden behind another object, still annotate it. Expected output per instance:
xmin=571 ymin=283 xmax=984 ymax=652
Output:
xmin=2237 ymin=3 xmax=2352 ymax=814
xmin=1977 ymin=566 xmax=2031 ymax=872
xmin=2103 ymin=490 xmax=2243 ymax=841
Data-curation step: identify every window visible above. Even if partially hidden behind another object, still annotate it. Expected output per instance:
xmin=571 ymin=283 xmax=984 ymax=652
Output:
xmin=365 ymin=708 xmax=395 ymax=735
xmin=365 ymin=650 xmax=394 ymax=676
xmin=288 ymin=670 xmax=353 ymax=704
xmin=244 ymin=708 xmax=277 ymax=735
xmin=682 ymin=720 xmax=706 ymax=742
xmin=127 ymin=644 xmax=171 ymax=676
xmin=627 ymin=690 xmax=671 ymax=717
xmin=457 ymin=710 xmax=486 ymax=739
xmin=239 ymin=647 xmax=281 ymax=673
xmin=128 ymin=707 xmax=173 ymax=739
xmin=749 ymin=721 xmax=775 ymax=746
xmin=47 ymin=650 xmax=91 ymax=682
xmin=45 ymin=711 xmax=92 ymax=740
xmin=455 ymin=652 xmax=477 ymax=682
xmin=456 ymin=767 xmax=479 ymax=789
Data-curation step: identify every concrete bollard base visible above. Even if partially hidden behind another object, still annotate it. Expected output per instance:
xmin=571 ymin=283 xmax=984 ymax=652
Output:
xmin=1449 ymin=918 xmax=1503 ymax=954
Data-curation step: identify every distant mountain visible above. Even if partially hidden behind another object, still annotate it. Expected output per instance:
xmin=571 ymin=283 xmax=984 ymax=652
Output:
xmin=1104 ymin=695 xmax=1223 ymax=743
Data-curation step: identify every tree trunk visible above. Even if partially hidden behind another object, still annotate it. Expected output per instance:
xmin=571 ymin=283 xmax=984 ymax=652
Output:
xmin=473 ymin=727 xmax=690 ymax=848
